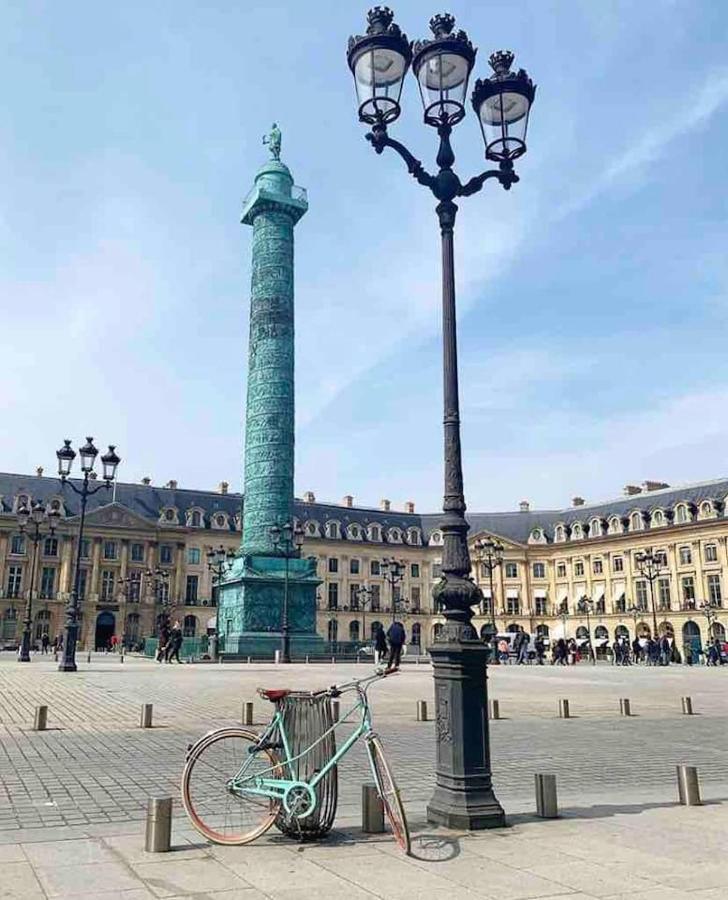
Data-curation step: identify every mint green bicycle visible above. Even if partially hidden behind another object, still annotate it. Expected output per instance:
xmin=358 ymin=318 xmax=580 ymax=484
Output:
xmin=181 ymin=670 xmax=410 ymax=853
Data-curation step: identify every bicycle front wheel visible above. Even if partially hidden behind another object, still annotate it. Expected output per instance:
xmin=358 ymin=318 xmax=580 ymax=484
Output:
xmin=367 ymin=735 xmax=410 ymax=854
xmin=182 ymin=727 xmax=283 ymax=845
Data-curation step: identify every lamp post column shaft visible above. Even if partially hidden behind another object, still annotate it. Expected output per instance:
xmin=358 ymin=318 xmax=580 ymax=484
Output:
xmin=282 ymin=552 xmax=290 ymax=663
xmin=19 ymin=531 xmax=40 ymax=662
xmin=649 ymin=574 xmax=658 ymax=637
xmin=59 ymin=477 xmax=89 ymax=672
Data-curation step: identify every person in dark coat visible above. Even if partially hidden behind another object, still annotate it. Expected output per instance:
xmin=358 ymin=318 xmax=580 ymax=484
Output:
xmin=166 ymin=622 xmax=183 ymax=664
xmin=374 ymin=626 xmax=388 ymax=666
xmin=386 ymin=620 xmax=406 ymax=670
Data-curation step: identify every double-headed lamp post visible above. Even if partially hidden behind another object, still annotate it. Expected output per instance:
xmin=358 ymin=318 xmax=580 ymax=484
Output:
xmin=16 ymin=501 xmax=60 ymax=662
xmin=269 ymin=522 xmax=305 ymax=663
xmin=577 ymin=595 xmax=595 ymax=665
xmin=627 ymin=602 xmax=642 ymax=638
xmin=146 ymin=568 xmax=172 ymax=635
xmin=381 ymin=558 xmax=406 ymax=623
xmin=473 ymin=537 xmax=503 ymax=660
xmin=56 ymin=437 xmax=120 ymax=672
xmin=207 ymin=545 xmax=236 ymax=656
xmin=352 ymin=584 xmax=373 ymax=648
xmin=347 ymin=7 xmax=535 ymax=830
xmin=698 ymin=599 xmax=720 ymax=642
xmin=634 ymin=547 xmax=664 ymax=639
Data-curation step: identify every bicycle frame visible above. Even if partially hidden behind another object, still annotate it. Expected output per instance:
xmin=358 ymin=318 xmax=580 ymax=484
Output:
xmin=229 ymin=673 xmax=385 ymax=817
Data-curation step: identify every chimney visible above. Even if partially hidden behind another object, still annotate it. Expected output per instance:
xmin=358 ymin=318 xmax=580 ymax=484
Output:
xmin=218 ymin=481 xmax=229 ymax=495
xmin=342 ymin=494 xmax=353 ymax=508
xmin=623 ymin=485 xmax=642 ymax=496
xmin=380 ymin=498 xmax=391 ymax=512
xmin=303 ymin=491 xmax=315 ymax=503
xmin=405 ymin=501 xmax=415 ymax=514
xmin=572 ymin=496 xmax=585 ymax=507
xmin=36 ymin=466 xmax=44 ymax=477
xmin=141 ymin=477 xmax=151 ymax=486
xmin=519 ymin=500 xmax=530 ymax=512
xmin=166 ymin=479 xmax=178 ymax=490
xmin=642 ymin=480 xmax=669 ymax=492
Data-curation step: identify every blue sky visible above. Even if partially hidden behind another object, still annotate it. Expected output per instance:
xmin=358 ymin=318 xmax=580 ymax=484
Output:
xmin=2 ymin=0 xmax=727 ymax=513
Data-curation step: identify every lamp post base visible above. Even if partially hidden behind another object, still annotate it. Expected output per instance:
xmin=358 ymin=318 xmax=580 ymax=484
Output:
xmin=426 ymin=638 xmax=505 ymax=831
xmin=57 ymin=660 xmax=78 ymax=672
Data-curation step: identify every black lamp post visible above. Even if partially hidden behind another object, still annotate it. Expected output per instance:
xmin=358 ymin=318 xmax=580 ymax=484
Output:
xmin=56 ymin=437 xmax=120 ymax=672
xmin=348 ymin=7 xmax=535 ymax=830
xmin=16 ymin=501 xmax=60 ymax=662
xmin=634 ymin=547 xmax=664 ymax=638
xmin=559 ymin=598 xmax=569 ymax=641
xmin=381 ymin=558 xmax=406 ymax=623
xmin=627 ymin=602 xmax=642 ymax=639
xmin=699 ymin=599 xmax=720 ymax=641
xmin=352 ymin=584 xmax=374 ymax=650
xmin=473 ymin=537 xmax=503 ymax=662
xmin=206 ymin=545 xmax=236 ymax=657
xmin=577 ymin=595 xmax=595 ymax=665
xmin=269 ymin=521 xmax=305 ymax=663
xmin=146 ymin=567 xmax=172 ymax=637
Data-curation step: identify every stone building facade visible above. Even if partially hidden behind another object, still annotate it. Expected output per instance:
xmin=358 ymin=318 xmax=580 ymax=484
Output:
xmin=0 ymin=471 xmax=725 ymax=654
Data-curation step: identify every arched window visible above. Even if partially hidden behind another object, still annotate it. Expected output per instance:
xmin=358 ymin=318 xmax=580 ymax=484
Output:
xmin=615 ymin=625 xmax=629 ymax=640
xmin=212 ymin=513 xmax=228 ymax=530
xmin=388 ymin=528 xmax=402 ymax=543
xmin=700 ymin=501 xmax=714 ymax=519
xmin=652 ymin=510 xmax=664 ymax=527
xmin=368 ymin=524 xmax=382 ymax=542
xmin=536 ymin=624 xmax=549 ymax=638
xmin=572 ymin=523 xmax=583 ymax=539
xmin=675 ymin=504 xmax=688 ymax=524
xmin=432 ymin=622 xmax=444 ymax=642
xmin=630 ymin=512 xmax=643 ymax=531
xmin=327 ymin=619 xmax=338 ymax=643
xmin=189 ymin=510 xmax=202 ymax=527
xmin=407 ymin=528 xmax=421 ymax=546
xmin=554 ymin=525 xmax=565 ymax=542
xmin=126 ymin=613 xmax=140 ymax=641
xmin=589 ymin=519 xmax=602 ymax=538
xmin=411 ymin=622 xmax=421 ymax=647
xmin=348 ymin=524 xmax=361 ymax=540
xmin=325 ymin=521 xmax=340 ymax=540
xmin=595 ymin=625 xmax=608 ymax=640
xmin=306 ymin=520 xmax=319 ymax=537
xmin=349 ymin=620 xmax=360 ymax=642
xmin=34 ymin=609 xmax=51 ymax=640
xmin=430 ymin=531 xmax=443 ymax=545
xmin=609 ymin=517 xmax=622 ymax=535
xmin=183 ymin=615 xmax=197 ymax=637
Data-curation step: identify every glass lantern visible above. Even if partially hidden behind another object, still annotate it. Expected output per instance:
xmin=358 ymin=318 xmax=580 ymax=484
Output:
xmin=412 ymin=14 xmax=476 ymax=127
xmin=471 ymin=51 xmax=536 ymax=162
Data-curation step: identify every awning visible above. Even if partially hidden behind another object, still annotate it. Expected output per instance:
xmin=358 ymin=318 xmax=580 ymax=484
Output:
xmin=592 ymin=584 xmax=605 ymax=603
xmin=594 ymin=637 xmax=609 ymax=647
xmin=206 ymin=616 xmax=216 ymax=629
xmin=506 ymin=588 xmax=519 ymax=599
xmin=534 ymin=589 xmax=547 ymax=598
xmin=612 ymin=581 xmax=625 ymax=602
xmin=481 ymin=588 xmax=492 ymax=599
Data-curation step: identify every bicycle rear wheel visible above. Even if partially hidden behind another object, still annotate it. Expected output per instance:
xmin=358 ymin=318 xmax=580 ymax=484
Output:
xmin=367 ymin=735 xmax=410 ymax=854
xmin=182 ymin=727 xmax=282 ymax=845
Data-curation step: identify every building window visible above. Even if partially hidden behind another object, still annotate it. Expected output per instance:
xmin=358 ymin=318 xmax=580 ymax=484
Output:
xmin=327 ymin=619 xmax=338 ymax=643
xmin=350 ymin=584 xmax=360 ymax=608
xmin=679 ymin=546 xmax=692 ymax=566
xmin=183 ymin=615 xmax=197 ymax=637
xmin=596 ymin=597 xmax=605 ymax=614
xmin=187 ymin=547 xmax=201 ymax=566
xmin=432 ymin=562 xmax=442 ymax=579
xmin=635 ymin=580 xmax=648 ymax=610
xmin=613 ymin=556 xmax=624 ymax=572
xmin=682 ymin=576 xmax=695 ymax=606
xmin=615 ymin=594 xmax=626 ymax=613
xmin=574 ymin=561 xmax=584 ymax=577
xmin=7 ymin=566 xmax=22 ymax=598
xmin=707 ymin=574 xmax=722 ymax=605
xmin=506 ymin=596 xmax=520 ymax=615
xmin=131 ymin=543 xmax=145 ymax=563
xmin=532 ymin=562 xmax=545 ymax=579
xmin=505 ymin=563 xmax=518 ymax=578
xmin=126 ymin=613 xmax=140 ymax=641
xmin=80 ymin=539 xmax=91 ymax=559
xmin=371 ymin=584 xmax=381 ymax=611
xmin=40 ymin=567 xmax=55 ymax=599
xmin=327 ymin=582 xmax=338 ymax=610
xmin=556 ymin=562 xmax=566 ymax=578
xmin=592 ymin=559 xmax=603 ymax=575
xmin=704 ymin=544 xmax=718 ymax=563
xmin=77 ymin=568 xmax=88 ymax=600
xmin=630 ymin=512 xmax=643 ymax=531
xmin=370 ymin=560 xmax=380 ymax=576
xmin=410 ymin=587 xmax=421 ymax=611
xmin=10 ymin=535 xmax=25 ymax=555
xmin=349 ymin=558 xmax=360 ymax=575
xmin=128 ymin=570 xmax=142 ymax=601
xmin=535 ymin=597 xmax=547 ymax=615
xmin=101 ymin=570 xmax=115 ymax=601
xmin=675 ymin=505 xmax=688 ymax=524
xmin=185 ymin=575 xmax=199 ymax=605
xmin=326 ymin=522 xmax=340 ymax=539
xmin=190 ymin=510 xmax=202 ymax=527
xmin=411 ymin=563 xmax=420 ymax=578
xmin=555 ymin=525 xmax=565 ymax=542
xmin=160 ymin=545 xmax=173 ymax=565
xmin=34 ymin=609 xmax=51 ymax=640
xmin=328 ymin=557 xmax=339 ymax=574
xmin=103 ymin=541 xmax=117 ymax=561
xmin=658 ymin=578 xmax=671 ymax=610
xmin=43 ymin=537 xmax=58 ymax=557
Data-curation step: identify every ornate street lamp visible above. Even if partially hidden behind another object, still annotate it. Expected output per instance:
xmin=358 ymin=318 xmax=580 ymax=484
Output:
xmin=627 ymin=602 xmax=642 ymax=637
xmin=207 ymin=545 xmax=236 ymax=657
xmin=145 ymin=567 xmax=172 ymax=636
xmin=634 ymin=547 xmax=664 ymax=638
xmin=16 ymin=501 xmax=60 ymax=662
xmin=351 ymin=583 xmax=374 ymax=651
xmin=381 ymin=558 xmax=406 ymax=623
xmin=347 ymin=6 xmax=536 ymax=830
xmin=269 ymin=521 xmax=305 ymax=663
xmin=473 ymin=537 xmax=503 ymax=662
xmin=558 ymin=598 xmax=569 ymax=641
xmin=698 ymin=599 xmax=721 ymax=641
xmin=577 ymin=595 xmax=595 ymax=665
xmin=55 ymin=437 xmax=120 ymax=672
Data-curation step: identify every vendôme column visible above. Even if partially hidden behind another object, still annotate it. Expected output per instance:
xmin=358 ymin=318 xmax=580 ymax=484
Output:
xmin=217 ymin=126 xmax=322 ymax=658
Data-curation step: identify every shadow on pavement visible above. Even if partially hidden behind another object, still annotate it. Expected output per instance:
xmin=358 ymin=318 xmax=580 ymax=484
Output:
xmin=507 ymin=796 xmax=728 ymax=824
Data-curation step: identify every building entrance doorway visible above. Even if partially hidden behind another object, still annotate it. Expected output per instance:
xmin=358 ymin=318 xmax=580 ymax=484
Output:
xmin=95 ymin=611 xmax=116 ymax=650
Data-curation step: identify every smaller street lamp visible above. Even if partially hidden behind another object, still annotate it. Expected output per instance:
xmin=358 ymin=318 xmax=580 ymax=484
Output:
xmin=16 ymin=501 xmax=60 ymax=662
xmin=577 ymin=595 xmax=595 ymax=665
xmin=56 ymin=437 xmax=120 ymax=672
xmin=381 ymin=558 xmax=406 ymax=623
xmin=145 ymin=568 xmax=172 ymax=637
xmin=207 ymin=545 xmax=236 ymax=657
xmin=269 ymin=521 xmax=305 ymax=663
xmin=558 ymin=599 xmax=569 ymax=641
xmin=634 ymin=547 xmax=664 ymax=639
xmin=351 ymin=583 xmax=374 ymax=652
xmin=698 ymin=599 xmax=721 ymax=641
xmin=472 ymin=537 xmax=503 ymax=662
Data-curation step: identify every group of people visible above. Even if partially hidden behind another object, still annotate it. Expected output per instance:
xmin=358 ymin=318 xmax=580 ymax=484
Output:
xmin=372 ymin=621 xmax=406 ymax=670
xmin=155 ymin=619 xmax=184 ymax=663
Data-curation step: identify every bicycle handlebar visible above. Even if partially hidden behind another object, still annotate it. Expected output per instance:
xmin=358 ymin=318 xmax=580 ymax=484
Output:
xmin=311 ymin=668 xmax=397 ymax=698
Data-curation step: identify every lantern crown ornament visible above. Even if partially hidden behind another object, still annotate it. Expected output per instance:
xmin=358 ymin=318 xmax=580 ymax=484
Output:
xmin=347 ymin=6 xmax=412 ymax=125
xmin=471 ymin=50 xmax=536 ymax=162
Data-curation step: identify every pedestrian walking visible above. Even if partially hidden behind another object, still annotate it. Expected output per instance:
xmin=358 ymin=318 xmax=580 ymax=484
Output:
xmin=41 ymin=633 xmax=49 ymax=655
xmin=498 ymin=638 xmax=510 ymax=664
xmin=156 ymin=622 xmax=170 ymax=662
xmin=554 ymin=638 xmax=567 ymax=665
xmin=374 ymin=625 xmax=388 ymax=666
xmin=534 ymin=636 xmax=545 ymax=665
xmin=166 ymin=621 xmax=183 ymax=664
xmin=386 ymin=620 xmax=406 ymax=671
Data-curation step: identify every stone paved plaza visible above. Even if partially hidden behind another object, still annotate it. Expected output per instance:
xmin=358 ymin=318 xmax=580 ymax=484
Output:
xmin=1 ymin=653 xmax=727 ymax=898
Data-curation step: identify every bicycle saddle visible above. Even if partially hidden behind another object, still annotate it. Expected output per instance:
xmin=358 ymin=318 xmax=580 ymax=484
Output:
xmin=259 ymin=688 xmax=291 ymax=702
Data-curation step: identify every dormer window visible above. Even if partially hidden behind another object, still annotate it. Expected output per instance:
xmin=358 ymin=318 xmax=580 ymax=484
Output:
xmin=187 ymin=510 xmax=203 ymax=528
xmin=429 ymin=530 xmax=442 ymax=545
xmin=699 ymin=501 xmax=714 ymax=519
xmin=675 ymin=504 xmax=688 ymax=524
xmin=14 ymin=494 xmax=29 ymax=514
xmin=588 ymin=519 xmax=602 ymax=538
xmin=306 ymin=520 xmax=320 ymax=537
xmin=212 ymin=513 xmax=228 ymax=530
xmin=160 ymin=507 xmax=179 ymax=525
xmin=368 ymin=523 xmax=382 ymax=542
xmin=554 ymin=525 xmax=566 ymax=543
xmin=571 ymin=523 xmax=584 ymax=540
xmin=347 ymin=523 xmax=361 ymax=540
xmin=388 ymin=527 xmax=402 ymax=543
xmin=325 ymin=521 xmax=340 ymax=540
xmin=652 ymin=509 xmax=665 ymax=527
xmin=608 ymin=516 xmax=622 ymax=535
xmin=407 ymin=527 xmax=421 ymax=545
xmin=630 ymin=511 xmax=643 ymax=531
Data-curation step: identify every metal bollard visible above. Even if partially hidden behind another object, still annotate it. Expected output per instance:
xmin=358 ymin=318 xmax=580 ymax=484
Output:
xmin=274 ymin=650 xmax=281 ymax=664
xmin=681 ymin=696 xmax=694 ymax=715
xmin=247 ymin=656 xmax=251 ymax=664
xmin=676 ymin=765 xmax=702 ymax=806
xmin=33 ymin=705 xmax=48 ymax=731
xmin=145 ymin=797 xmax=172 ymax=852
xmin=490 ymin=699 xmax=501 ymax=720
xmin=242 ymin=702 xmax=254 ymax=726
xmin=87 ymin=651 xmax=91 ymax=663
xmin=558 ymin=699 xmax=570 ymax=719
xmin=619 ymin=698 xmax=632 ymax=717
xmin=332 ymin=700 xmax=340 ymax=722
xmin=120 ymin=652 xmax=124 ymax=664
xmin=416 ymin=700 xmax=428 ymax=722
xmin=361 ymin=783 xmax=385 ymax=833
xmin=140 ymin=704 xmax=153 ymax=729
xmin=331 ymin=656 xmax=336 ymax=664
xmin=535 ymin=774 xmax=558 ymax=818
xmin=305 ymin=655 xmax=309 ymax=664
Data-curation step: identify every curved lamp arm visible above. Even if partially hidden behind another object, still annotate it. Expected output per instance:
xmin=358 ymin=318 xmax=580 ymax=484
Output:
xmin=366 ymin=126 xmax=436 ymax=191
xmin=460 ymin=165 xmax=519 ymax=197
